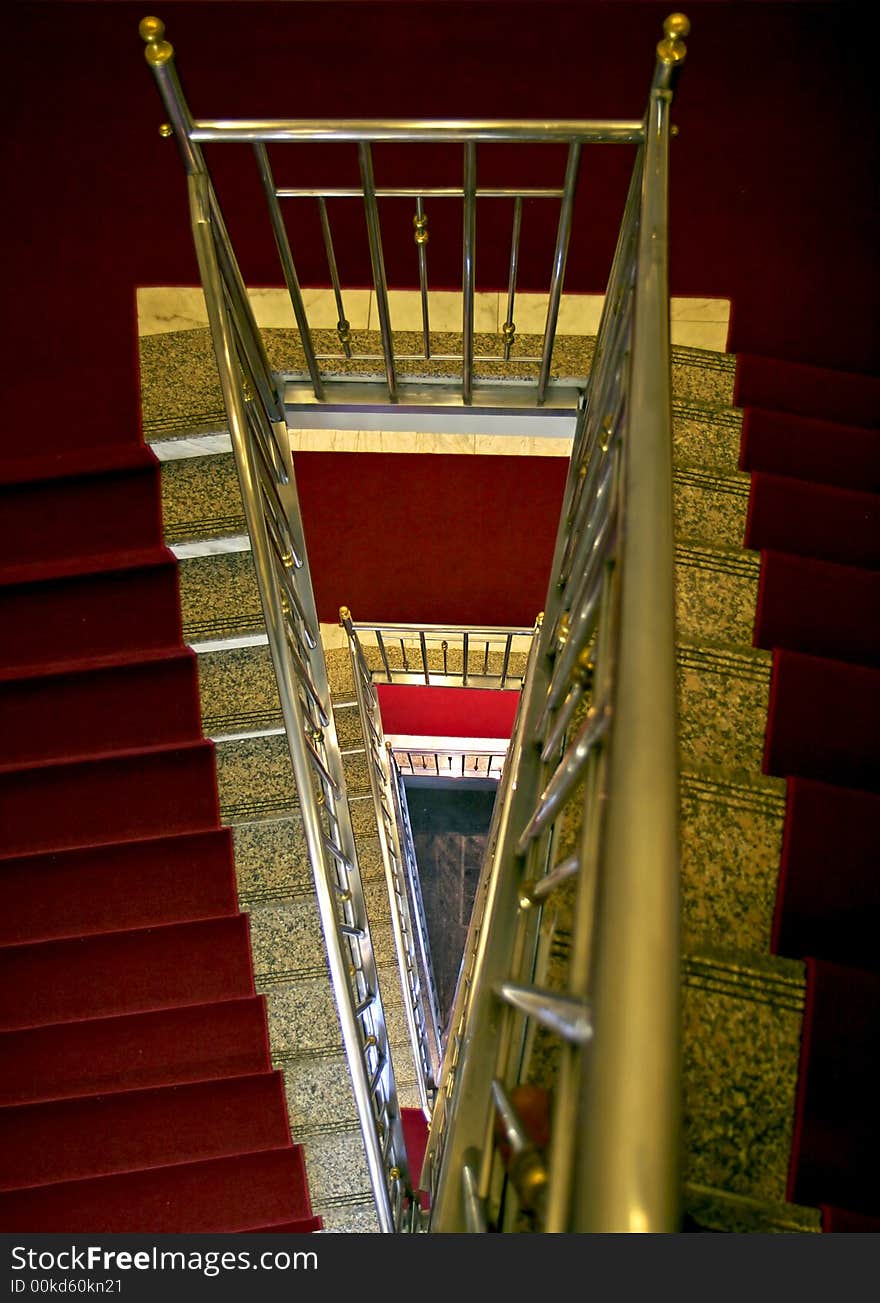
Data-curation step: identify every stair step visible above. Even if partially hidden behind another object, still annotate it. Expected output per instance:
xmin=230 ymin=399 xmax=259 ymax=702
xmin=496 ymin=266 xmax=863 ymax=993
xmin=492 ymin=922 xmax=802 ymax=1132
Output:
xmin=232 ymin=813 xmax=384 ymax=905
xmin=740 ymin=407 xmax=880 ymax=493
xmin=765 ymin=651 xmax=880 ymax=792
xmin=680 ymin=764 xmax=786 ymax=957
xmin=161 ymin=452 xmax=245 ymax=545
xmin=773 ymin=779 xmax=880 ymax=973
xmin=682 ymin=947 xmax=805 ymax=1205
xmin=677 ymin=643 xmax=771 ymax=774
xmin=755 ymin=551 xmax=880 ymax=669
xmin=0 ymin=828 xmax=238 ymax=947
xmin=0 ymin=451 xmax=163 ymax=572
xmin=215 ymin=734 xmax=370 ymax=824
xmin=0 ymin=649 xmax=203 ymax=767
xmin=195 ymin=644 xmax=362 ymax=743
xmin=0 ymin=996 xmax=272 ymax=1107
xmin=0 ymin=1072 xmax=291 ymax=1192
xmin=0 ymin=740 xmax=221 ymax=858
xmin=0 ymin=549 xmax=183 ymax=675
xmin=675 ymin=541 xmax=760 ymax=647
xmin=734 ymin=353 xmax=880 ymax=428
xmin=788 ymin=959 xmax=880 ymax=1217
xmin=0 ymin=915 xmax=255 ymax=1030
xmin=0 ymin=1145 xmax=315 ymax=1232
xmin=673 ymin=465 xmax=751 ymax=551
xmin=745 ymin=473 xmax=879 ymax=569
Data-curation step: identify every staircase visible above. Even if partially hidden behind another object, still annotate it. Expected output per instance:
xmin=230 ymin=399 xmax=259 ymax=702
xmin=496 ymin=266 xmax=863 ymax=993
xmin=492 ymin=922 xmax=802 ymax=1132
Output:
xmin=2 ymin=6 xmax=876 ymax=1235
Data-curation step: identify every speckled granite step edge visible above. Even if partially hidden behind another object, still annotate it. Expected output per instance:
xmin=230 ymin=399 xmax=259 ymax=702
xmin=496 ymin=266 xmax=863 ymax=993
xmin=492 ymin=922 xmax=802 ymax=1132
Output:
xmin=683 ymin=1182 xmax=820 ymax=1234
xmin=140 ymin=326 xmax=737 ymax=445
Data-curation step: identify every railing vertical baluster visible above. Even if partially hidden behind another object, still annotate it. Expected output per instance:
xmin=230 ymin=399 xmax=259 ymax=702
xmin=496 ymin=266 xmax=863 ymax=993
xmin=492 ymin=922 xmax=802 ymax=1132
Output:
xmin=358 ymin=142 xmax=397 ymax=401
xmin=462 ymin=142 xmax=477 ymax=405
xmin=500 ymin=632 xmax=513 ymax=689
xmin=502 ymin=196 xmax=523 ymax=362
xmin=462 ymin=631 xmax=469 ymax=686
xmin=253 ymin=143 xmax=325 ymax=400
xmin=375 ymin=629 xmax=392 ymax=683
xmin=420 ymin=631 xmax=430 ymax=685
xmin=415 ymin=197 xmax=431 ymax=359
xmin=537 ymin=143 xmax=582 ymax=405
xmin=317 ymin=196 xmax=352 ymax=359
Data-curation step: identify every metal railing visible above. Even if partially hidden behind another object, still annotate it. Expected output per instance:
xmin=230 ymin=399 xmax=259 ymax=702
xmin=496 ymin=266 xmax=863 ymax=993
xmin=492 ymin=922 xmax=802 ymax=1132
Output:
xmin=140 ymin=7 xmax=689 ymax=1234
xmin=348 ymin=620 xmax=534 ymax=690
xmin=422 ymin=16 xmax=689 ymax=1232
xmin=138 ymin=18 xmax=649 ymax=410
xmin=394 ymin=745 xmax=508 ymax=783
xmin=140 ymin=17 xmax=416 ymax=1233
xmin=341 ymin=608 xmax=444 ymax=1114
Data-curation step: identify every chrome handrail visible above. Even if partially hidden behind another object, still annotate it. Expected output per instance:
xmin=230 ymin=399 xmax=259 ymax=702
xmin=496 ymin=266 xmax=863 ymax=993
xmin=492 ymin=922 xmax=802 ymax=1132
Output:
xmin=341 ymin=608 xmax=443 ymax=1115
xmin=141 ymin=20 xmax=415 ymax=1232
xmin=423 ymin=14 xmax=688 ymax=1233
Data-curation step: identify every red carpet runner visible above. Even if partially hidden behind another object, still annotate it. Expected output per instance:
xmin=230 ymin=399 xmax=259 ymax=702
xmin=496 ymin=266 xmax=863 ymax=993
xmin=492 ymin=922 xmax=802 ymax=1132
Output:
xmin=0 ymin=450 xmax=321 ymax=1232
xmin=736 ymin=355 xmax=880 ymax=1231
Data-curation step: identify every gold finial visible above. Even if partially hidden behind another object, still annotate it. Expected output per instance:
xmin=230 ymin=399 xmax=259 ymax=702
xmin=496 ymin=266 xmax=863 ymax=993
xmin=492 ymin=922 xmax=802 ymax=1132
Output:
xmin=534 ymin=612 xmax=544 ymax=631
xmin=336 ymin=319 xmax=351 ymax=346
xmin=139 ymin=15 xmax=174 ymax=66
xmin=413 ymin=212 xmax=429 ymax=246
xmin=339 ymin=605 xmax=351 ymax=625
xmin=657 ymin=12 xmax=689 ymax=65
xmin=158 ymin=122 xmax=173 ymax=138
xmin=501 ymin=321 xmax=516 ymax=344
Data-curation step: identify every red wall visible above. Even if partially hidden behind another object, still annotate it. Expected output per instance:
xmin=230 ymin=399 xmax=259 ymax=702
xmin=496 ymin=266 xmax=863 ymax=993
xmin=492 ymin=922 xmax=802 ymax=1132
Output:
xmin=377 ymin=684 xmax=519 ymax=739
xmin=3 ymin=1 xmax=876 ymax=466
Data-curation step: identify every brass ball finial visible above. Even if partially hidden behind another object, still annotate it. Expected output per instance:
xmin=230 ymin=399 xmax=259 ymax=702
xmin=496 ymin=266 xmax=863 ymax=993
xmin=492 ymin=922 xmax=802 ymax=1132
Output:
xmin=657 ymin=11 xmax=689 ymax=65
xmin=139 ymin=15 xmax=174 ymax=65
xmin=158 ymin=122 xmax=173 ymax=138
xmin=339 ymin=605 xmax=351 ymax=626
xmin=664 ymin=13 xmax=690 ymax=40
xmin=138 ymin=15 xmax=164 ymax=42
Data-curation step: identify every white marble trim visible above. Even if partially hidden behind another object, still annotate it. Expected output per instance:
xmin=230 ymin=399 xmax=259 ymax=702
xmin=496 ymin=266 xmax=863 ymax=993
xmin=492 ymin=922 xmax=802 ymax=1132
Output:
xmin=138 ymin=285 xmax=731 ymax=352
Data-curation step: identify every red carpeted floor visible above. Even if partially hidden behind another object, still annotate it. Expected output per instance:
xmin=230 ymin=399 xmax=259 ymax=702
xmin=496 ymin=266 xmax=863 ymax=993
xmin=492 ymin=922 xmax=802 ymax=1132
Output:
xmin=738 ymin=356 xmax=880 ymax=1230
xmin=0 ymin=463 xmax=322 ymax=1232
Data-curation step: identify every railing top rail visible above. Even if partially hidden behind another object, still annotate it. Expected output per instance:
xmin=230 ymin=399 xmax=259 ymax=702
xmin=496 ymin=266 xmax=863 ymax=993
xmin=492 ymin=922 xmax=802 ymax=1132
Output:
xmin=351 ymin=622 xmax=536 ymax=638
xmin=189 ymin=119 xmax=646 ymax=145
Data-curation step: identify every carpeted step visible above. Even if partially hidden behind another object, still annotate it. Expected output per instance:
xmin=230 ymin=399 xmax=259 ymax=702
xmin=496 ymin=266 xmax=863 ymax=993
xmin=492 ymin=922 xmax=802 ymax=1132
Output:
xmin=0 ymin=740 xmax=221 ymax=858
xmin=740 ymin=408 xmax=880 ymax=493
xmin=0 ymin=547 xmax=184 ymax=675
xmin=1 ymin=448 xmax=164 ymax=571
xmin=0 ymin=828 xmax=238 ymax=947
xmin=0 ymin=996 xmax=273 ymax=1106
xmin=0 ymin=1072 xmax=291 ymax=1192
xmin=0 ymin=915 xmax=256 ymax=1031
xmin=0 ymin=1145 xmax=317 ymax=1232
xmin=772 ymin=779 xmax=880 ymax=974
xmin=245 ymin=1216 xmax=325 ymax=1232
xmin=744 ymin=473 xmax=879 ymax=569
xmin=734 ymin=354 xmax=880 ymax=429
xmin=754 ymin=551 xmax=880 ymax=669
xmin=764 ymin=651 xmax=880 ymax=792
xmin=822 ymin=1206 xmax=880 ymax=1233
xmin=788 ymin=959 xmax=880 ymax=1217
xmin=0 ymin=649 xmax=203 ymax=767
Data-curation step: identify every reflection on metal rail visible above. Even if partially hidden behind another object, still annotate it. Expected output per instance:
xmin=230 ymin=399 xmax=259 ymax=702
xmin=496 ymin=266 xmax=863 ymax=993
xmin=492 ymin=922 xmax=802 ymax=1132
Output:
xmin=423 ymin=14 xmax=688 ymax=1233
xmin=341 ymin=609 xmax=444 ymax=1115
xmin=140 ymin=16 xmax=416 ymax=1233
